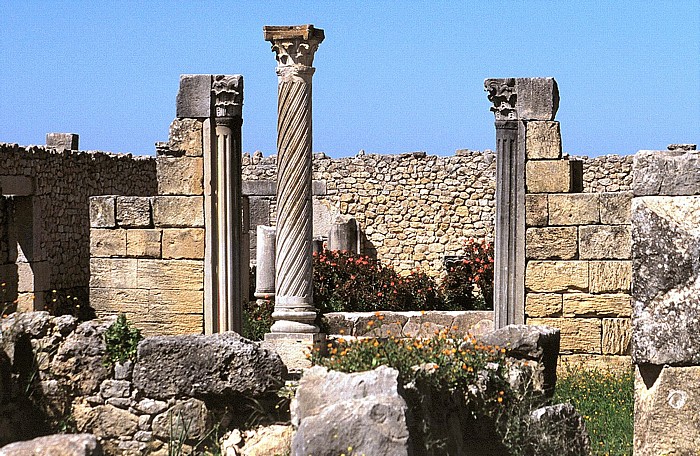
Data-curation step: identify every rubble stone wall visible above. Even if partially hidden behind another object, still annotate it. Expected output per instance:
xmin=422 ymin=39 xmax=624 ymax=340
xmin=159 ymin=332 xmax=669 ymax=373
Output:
xmin=242 ymin=151 xmax=632 ymax=278
xmin=0 ymin=143 xmax=156 ymax=313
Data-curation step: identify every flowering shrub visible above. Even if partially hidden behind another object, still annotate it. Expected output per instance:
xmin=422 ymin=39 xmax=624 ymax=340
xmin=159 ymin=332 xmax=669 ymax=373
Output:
xmin=242 ymin=298 xmax=274 ymax=341
xmin=441 ymin=239 xmax=494 ymax=310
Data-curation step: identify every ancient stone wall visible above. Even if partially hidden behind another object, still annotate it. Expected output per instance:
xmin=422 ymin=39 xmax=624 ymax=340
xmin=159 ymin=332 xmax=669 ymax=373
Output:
xmin=578 ymin=154 xmax=634 ymax=193
xmin=0 ymin=143 xmax=156 ymax=314
xmin=523 ymin=123 xmax=632 ymax=370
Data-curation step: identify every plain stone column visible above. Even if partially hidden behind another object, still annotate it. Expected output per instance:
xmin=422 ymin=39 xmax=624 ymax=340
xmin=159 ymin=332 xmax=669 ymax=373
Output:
xmin=264 ymin=25 xmax=324 ymax=335
xmin=255 ymin=226 xmax=276 ymax=299
xmin=328 ymin=217 xmax=359 ymax=253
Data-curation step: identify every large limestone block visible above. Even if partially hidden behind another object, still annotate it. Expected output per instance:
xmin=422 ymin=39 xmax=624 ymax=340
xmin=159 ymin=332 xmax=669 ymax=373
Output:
xmin=525 ymin=226 xmax=577 ymax=259
xmin=602 ymin=318 xmax=631 ymax=355
xmin=548 ymin=194 xmax=599 ymax=226
xmin=632 ymin=196 xmax=700 ymax=364
xmin=126 ymin=229 xmax=162 ymax=258
xmin=599 ymin=192 xmax=632 ymax=224
xmin=90 ymin=229 xmax=126 ymax=257
xmin=589 ymin=261 xmax=632 ymax=293
xmin=526 ymin=121 xmax=561 ymax=159
xmin=563 ymin=293 xmax=631 ymax=318
xmin=136 ymin=259 xmax=203 ymax=290
xmin=161 ymin=228 xmax=204 ymax=259
xmin=132 ymin=332 xmax=286 ymax=399
xmin=525 ymin=194 xmax=548 ymax=226
xmin=90 ymin=288 xmax=148 ymax=314
xmin=633 ymin=149 xmax=700 ymax=196
xmin=89 ymin=258 xmax=138 ymax=289
xmin=525 ymin=293 xmax=562 ymax=317
xmin=152 ymin=196 xmax=204 ymax=227
xmin=292 ymin=366 xmax=410 ymax=456
xmin=528 ymin=318 xmax=601 ymax=354
xmin=175 ymin=75 xmax=211 ymax=119
xmin=89 ymin=196 xmax=116 ymax=228
xmin=560 ymin=354 xmax=632 ymax=373
xmin=579 ymin=225 xmax=631 ymax=260
xmin=525 ymin=261 xmax=588 ymax=292
xmin=525 ymin=160 xmax=571 ymax=193
xmin=635 ymin=365 xmax=700 ymax=455
xmin=515 ymin=77 xmax=560 ymax=121
xmin=156 ymin=157 xmax=204 ymax=195
xmin=0 ymin=434 xmax=103 ymax=456
xmin=152 ymin=398 xmax=210 ymax=441
xmin=115 ymin=197 xmax=151 ymax=228
xmin=168 ymin=118 xmax=204 ymax=156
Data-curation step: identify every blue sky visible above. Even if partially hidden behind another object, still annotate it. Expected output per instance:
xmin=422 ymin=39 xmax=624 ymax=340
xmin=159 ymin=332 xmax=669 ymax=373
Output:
xmin=0 ymin=1 xmax=698 ymax=158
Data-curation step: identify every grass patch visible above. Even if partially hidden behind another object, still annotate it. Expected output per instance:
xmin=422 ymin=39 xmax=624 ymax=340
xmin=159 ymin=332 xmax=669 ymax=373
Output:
xmin=554 ymin=366 xmax=633 ymax=455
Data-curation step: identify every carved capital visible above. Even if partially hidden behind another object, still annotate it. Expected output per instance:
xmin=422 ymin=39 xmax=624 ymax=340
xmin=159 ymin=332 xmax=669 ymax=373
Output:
xmin=485 ymin=78 xmax=517 ymax=120
xmin=212 ymin=74 xmax=243 ymax=119
xmin=264 ymin=25 xmax=324 ymax=83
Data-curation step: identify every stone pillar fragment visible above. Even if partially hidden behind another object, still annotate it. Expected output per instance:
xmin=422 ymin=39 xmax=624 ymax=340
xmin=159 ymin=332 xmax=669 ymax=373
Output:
xmin=46 ymin=133 xmax=79 ymax=150
xmin=255 ymin=226 xmax=276 ymax=299
xmin=484 ymin=77 xmax=559 ymax=329
xmin=328 ymin=217 xmax=360 ymax=254
xmin=264 ymin=25 xmax=324 ymax=335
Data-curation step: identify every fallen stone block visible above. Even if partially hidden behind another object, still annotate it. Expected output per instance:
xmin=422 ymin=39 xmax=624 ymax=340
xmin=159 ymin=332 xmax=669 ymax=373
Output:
xmin=0 ymin=434 xmax=103 ymax=456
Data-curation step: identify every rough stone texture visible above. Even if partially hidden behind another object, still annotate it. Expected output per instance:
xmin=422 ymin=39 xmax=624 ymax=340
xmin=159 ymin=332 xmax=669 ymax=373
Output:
xmin=525 ymin=261 xmax=588 ymax=292
xmin=633 ymin=149 xmax=700 ymax=196
xmin=161 ymin=228 xmax=204 ymax=259
xmin=562 ymin=293 xmax=631 ymax=318
xmin=599 ymin=192 xmax=632 ymax=224
xmin=229 ymin=425 xmax=293 ymax=456
xmin=526 ymin=121 xmax=561 ymax=159
xmin=526 ymin=160 xmax=571 ymax=193
xmin=527 ymin=318 xmax=601 ymax=354
xmin=635 ymin=365 xmax=700 ymax=455
xmin=175 ymin=74 xmax=211 ymax=119
xmin=167 ymin=118 xmax=204 ymax=157
xmin=115 ymin=196 xmax=152 ymax=228
xmin=525 ymin=226 xmax=577 ymax=259
xmin=156 ymin=157 xmax=204 ymax=195
xmin=90 ymin=229 xmax=126 ymax=257
xmin=514 ymin=77 xmax=559 ymax=121
xmin=548 ymin=194 xmax=599 ymax=226
xmin=525 ymin=293 xmax=562 ymax=317
xmin=126 ymin=229 xmax=161 ymax=258
xmin=85 ymin=404 xmax=139 ymax=439
xmin=579 ymin=225 xmax=631 ymax=260
xmin=292 ymin=366 xmax=410 ymax=456
xmin=152 ymin=398 xmax=210 ymax=441
xmin=632 ymin=196 xmax=700 ymax=365
xmin=152 ymin=196 xmax=203 ymax=227
xmin=525 ymin=194 xmax=548 ymax=227
xmin=133 ymin=332 xmax=286 ymax=399
xmin=589 ymin=261 xmax=631 ymax=293
xmin=90 ymin=196 xmax=116 ymax=228
xmin=560 ymin=354 xmax=632 ymax=373
xmin=602 ymin=318 xmax=631 ymax=355
xmin=0 ymin=434 xmax=103 ymax=456
xmin=579 ymin=153 xmax=633 ymax=193
xmin=529 ymin=403 xmax=591 ymax=455
xmin=46 ymin=132 xmax=79 ymax=151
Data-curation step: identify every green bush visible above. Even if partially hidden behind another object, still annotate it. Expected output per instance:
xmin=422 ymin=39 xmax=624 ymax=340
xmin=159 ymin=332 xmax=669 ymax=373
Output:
xmin=242 ymin=299 xmax=274 ymax=341
xmin=104 ymin=314 xmax=142 ymax=365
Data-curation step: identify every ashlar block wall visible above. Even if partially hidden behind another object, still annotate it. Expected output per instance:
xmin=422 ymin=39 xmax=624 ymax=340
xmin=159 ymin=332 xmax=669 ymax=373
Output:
xmin=522 ymin=121 xmax=632 ymax=369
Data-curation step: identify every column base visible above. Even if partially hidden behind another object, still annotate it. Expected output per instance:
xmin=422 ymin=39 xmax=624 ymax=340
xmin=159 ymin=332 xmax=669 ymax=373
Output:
xmin=263 ymin=332 xmax=325 ymax=372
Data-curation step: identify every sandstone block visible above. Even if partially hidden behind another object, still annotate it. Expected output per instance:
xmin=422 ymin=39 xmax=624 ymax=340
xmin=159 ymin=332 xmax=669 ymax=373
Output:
xmin=242 ymin=180 xmax=276 ymax=196
xmin=116 ymin=197 xmax=151 ymax=228
xmin=599 ymin=192 xmax=632 ymax=224
xmin=46 ymin=132 xmax=79 ymax=150
xmin=633 ymin=149 xmax=700 ymax=196
xmin=0 ymin=434 xmax=102 ymax=456
xmin=525 ymin=293 xmax=562 ymax=317
xmin=635 ymin=365 xmax=700 ymax=454
xmin=602 ymin=318 xmax=631 ymax=355
xmin=632 ymin=196 xmax=700 ymax=365
xmin=136 ymin=259 xmax=203 ymax=290
xmin=152 ymin=196 xmax=203 ymax=227
xmin=526 ymin=121 xmax=561 ymax=159
xmin=525 ymin=194 xmax=548 ymax=226
xmin=90 ymin=229 xmax=126 ymax=257
xmin=528 ymin=318 xmax=601 ymax=354
xmin=86 ymin=404 xmax=139 ymax=439
xmin=89 ymin=258 xmax=138 ymax=289
xmin=579 ymin=225 xmax=631 ymax=260
xmin=131 ymin=313 xmax=203 ymax=337
xmin=162 ymin=228 xmax=204 ymax=259
xmin=560 ymin=354 xmax=631 ymax=373
xmin=156 ymin=157 xmax=203 ymax=195
xmin=148 ymin=289 xmax=203 ymax=315
xmin=589 ymin=261 xmax=631 ymax=293
xmin=515 ymin=77 xmax=559 ymax=121
xmin=90 ymin=196 xmax=116 ymax=228
xmin=168 ymin=118 xmax=204 ymax=157
xmin=126 ymin=229 xmax=162 ymax=258
xmin=176 ymin=74 xmax=211 ymax=118
xmin=525 ymin=226 xmax=577 ymax=259
xmin=525 ymin=160 xmax=571 ymax=193
xmin=563 ymin=293 xmax=631 ymax=317
xmin=152 ymin=398 xmax=210 ymax=441
xmin=548 ymin=193 xmax=599 ymax=226
xmin=90 ymin=287 xmax=148 ymax=314
xmin=525 ymin=261 xmax=588 ymax=292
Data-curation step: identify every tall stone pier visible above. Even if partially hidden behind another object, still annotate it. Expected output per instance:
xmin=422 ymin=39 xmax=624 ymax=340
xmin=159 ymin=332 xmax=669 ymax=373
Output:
xmin=485 ymin=77 xmax=559 ymax=328
xmin=263 ymin=25 xmax=324 ymax=368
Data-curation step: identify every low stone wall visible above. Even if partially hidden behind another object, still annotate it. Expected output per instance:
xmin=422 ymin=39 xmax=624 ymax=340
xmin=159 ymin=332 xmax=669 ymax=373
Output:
xmin=579 ymin=154 xmax=633 ymax=193
xmin=0 ymin=143 xmax=156 ymax=314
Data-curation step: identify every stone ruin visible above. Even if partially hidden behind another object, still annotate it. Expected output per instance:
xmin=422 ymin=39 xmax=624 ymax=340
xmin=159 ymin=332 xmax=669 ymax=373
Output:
xmin=0 ymin=22 xmax=697 ymax=455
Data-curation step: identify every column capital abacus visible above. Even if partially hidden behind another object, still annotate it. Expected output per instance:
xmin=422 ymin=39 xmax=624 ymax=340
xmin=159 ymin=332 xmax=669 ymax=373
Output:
xmin=264 ymin=25 xmax=324 ymax=83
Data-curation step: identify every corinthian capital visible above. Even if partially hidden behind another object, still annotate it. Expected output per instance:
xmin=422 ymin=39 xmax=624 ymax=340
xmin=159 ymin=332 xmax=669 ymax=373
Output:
xmin=264 ymin=25 xmax=324 ymax=83
xmin=212 ymin=74 xmax=243 ymax=120
xmin=484 ymin=77 xmax=559 ymax=121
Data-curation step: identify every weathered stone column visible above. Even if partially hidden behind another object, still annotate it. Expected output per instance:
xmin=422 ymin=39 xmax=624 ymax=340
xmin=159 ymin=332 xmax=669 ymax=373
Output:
xmin=484 ymin=77 xmax=559 ymax=328
xmin=328 ymin=216 xmax=360 ymax=253
xmin=255 ymin=225 xmax=276 ymax=299
xmin=264 ymin=25 xmax=324 ymax=335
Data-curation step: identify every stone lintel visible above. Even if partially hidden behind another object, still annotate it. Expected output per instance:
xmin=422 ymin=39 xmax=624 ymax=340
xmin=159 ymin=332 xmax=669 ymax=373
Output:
xmin=263 ymin=24 xmax=325 ymax=43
